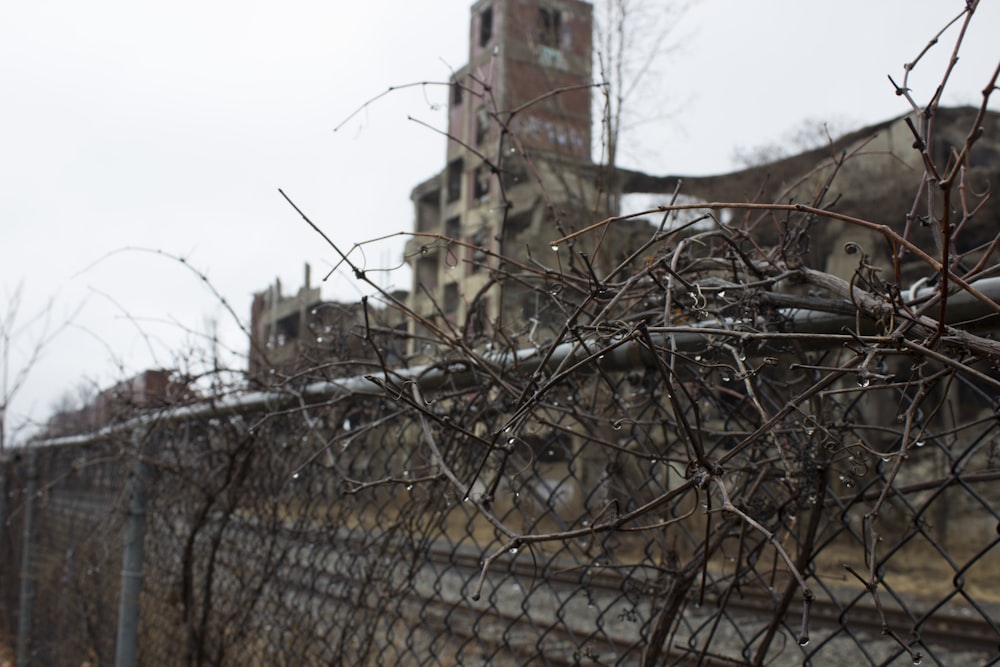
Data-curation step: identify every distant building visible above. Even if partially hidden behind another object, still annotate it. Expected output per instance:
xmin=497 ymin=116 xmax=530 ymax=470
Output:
xmin=617 ymin=106 xmax=1000 ymax=282
xmin=405 ymin=0 xmax=618 ymax=348
xmin=405 ymin=3 xmax=1000 ymax=348
xmin=41 ymin=369 xmax=190 ymax=438
xmin=248 ymin=264 xmax=407 ymax=386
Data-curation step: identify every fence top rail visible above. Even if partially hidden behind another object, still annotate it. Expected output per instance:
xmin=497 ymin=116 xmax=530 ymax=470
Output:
xmin=14 ymin=276 xmax=1000 ymax=454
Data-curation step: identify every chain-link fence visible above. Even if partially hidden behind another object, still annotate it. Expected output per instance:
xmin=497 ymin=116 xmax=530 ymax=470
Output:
xmin=3 ymin=276 xmax=1000 ymax=666
xmin=4 ymin=1 xmax=1000 ymax=664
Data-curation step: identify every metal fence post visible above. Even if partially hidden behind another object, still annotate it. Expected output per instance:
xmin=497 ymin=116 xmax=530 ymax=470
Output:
xmin=15 ymin=447 xmax=37 ymax=667
xmin=115 ymin=428 xmax=151 ymax=667
xmin=0 ymin=455 xmax=8 ymax=562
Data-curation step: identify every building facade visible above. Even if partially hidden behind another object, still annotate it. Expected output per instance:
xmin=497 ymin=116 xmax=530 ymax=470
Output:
xmin=406 ymin=0 xmax=602 ymax=346
xmin=249 ymin=264 xmax=407 ymax=385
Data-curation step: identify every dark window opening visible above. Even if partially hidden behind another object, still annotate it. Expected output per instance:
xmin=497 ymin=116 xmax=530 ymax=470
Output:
xmin=445 ymin=216 xmax=461 ymax=240
xmin=501 ymin=158 xmax=528 ymax=189
xmin=451 ymin=80 xmax=464 ymax=106
xmin=468 ymin=296 xmax=491 ymax=336
xmin=274 ymin=314 xmax=300 ymax=347
xmin=538 ymin=8 xmax=562 ymax=48
xmin=474 ymin=164 xmax=491 ymax=199
xmin=443 ymin=283 xmax=460 ymax=315
xmin=475 ymin=107 xmax=489 ymax=145
xmin=479 ymin=7 xmax=493 ymax=47
xmin=503 ymin=210 xmax=532 ymax=240
xmin=416 ymin=188 xmax=441 ymax=232
xmin=470 ymin=228 xmax=490 ymax=272
xmin=446 ymin=159 xmax=462 ymax=203
xmin=416 ymin=256 xmax=439 ymax=291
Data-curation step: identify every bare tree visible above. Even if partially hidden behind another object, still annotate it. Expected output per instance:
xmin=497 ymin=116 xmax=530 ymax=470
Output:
xmin=731 ymin=116 xmax=856 ymax=167
xmin=0 ymin=283 xmax=80 ymax=451
xmin=593 ymin=0 xmax=687 ymax=216
xmin=7 ymin=3 xmax=1000 ymax=667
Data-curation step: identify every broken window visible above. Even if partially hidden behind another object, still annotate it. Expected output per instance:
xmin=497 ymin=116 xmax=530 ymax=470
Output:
xmin=446 ymin=159 xmax=462 ymax=203
xmin=416 ymin=187 xmax=441 ymax=232
xmin=468 ymin=296 xmax=491 ymax=336
xmin=475 ymin=106 xmax=489 ymax=145
xmin=473 ymin=163 xmax=491 ymax=200
xmin=479 ymin=6 xmax=493 ymax=47
xmin=416 ymin=256 xmax=438 ymax=291
xmin=503 ymin=210 xmax=532 ymax=241
xmin=538 ymin=8 xmax=562 ymax=48
xmin=501 ymin=158 xmax=528 ymax=189
xmin=274 ymin=314 xmax=300 ymax=347
xmin=470 ymin=227 xmax=490 ymax=272
xmin=443 ymin=282 xmax=460 ymax=315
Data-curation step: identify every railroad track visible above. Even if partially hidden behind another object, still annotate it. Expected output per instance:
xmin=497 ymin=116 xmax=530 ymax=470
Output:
xmin=728 ymin=586 xmax=1000 ymax=658
xmin=265 ymin=519 xmax=1000 ymax=664
xmin=425 ymin=539 xmax=1000 ymax=661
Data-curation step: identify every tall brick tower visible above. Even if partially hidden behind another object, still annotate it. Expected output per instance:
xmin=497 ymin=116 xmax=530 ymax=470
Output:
xmin=408 ymin=0 xmax=595 ymax=346
xmin=460 ymin=0 xmax=593 ymax=162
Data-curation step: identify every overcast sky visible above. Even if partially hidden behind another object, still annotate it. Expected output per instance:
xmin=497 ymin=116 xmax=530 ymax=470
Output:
xmin=1 ymin=0 xmax=997 ymax=441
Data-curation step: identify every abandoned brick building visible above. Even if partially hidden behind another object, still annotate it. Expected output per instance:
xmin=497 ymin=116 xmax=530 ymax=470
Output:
xmin=248 ymin=264 xmax=408 ymax=386
xmin=246 ymin=0 xmax=999 ymax=377
xmin=405 ymin=0 xmax=609 ymax=349
xmin=41 ymin=369 xmax=192 ymax=439
xmin=404 ymin=0 xmax=1000 ymax=351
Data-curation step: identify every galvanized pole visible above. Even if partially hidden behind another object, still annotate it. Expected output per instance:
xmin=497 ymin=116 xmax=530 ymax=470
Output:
xmin=115 ymin=429 xmax=151 ymax=667
xmin=0 ymin=456 xmax=8 ymax=561
xmin=0 ymin=457 xmax=8 ymax=618
xmin=15 ymin=447 xmax=37 ymax=667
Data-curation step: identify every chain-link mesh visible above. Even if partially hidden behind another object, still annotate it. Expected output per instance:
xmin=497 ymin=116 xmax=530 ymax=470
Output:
xmin=1 ymin=439 xmax=127 ymax=665
xmin=4 ymin=1 xmax=1000 ymax=664
xmin=3 ymin=321 xmax=1000 ymax=665
xmin=4 ymin=63 xmax=1000 ymax=667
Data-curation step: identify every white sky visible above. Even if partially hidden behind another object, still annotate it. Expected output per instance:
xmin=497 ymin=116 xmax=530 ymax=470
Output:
xmin=1 ymin=0 xmax=997 ymax=441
